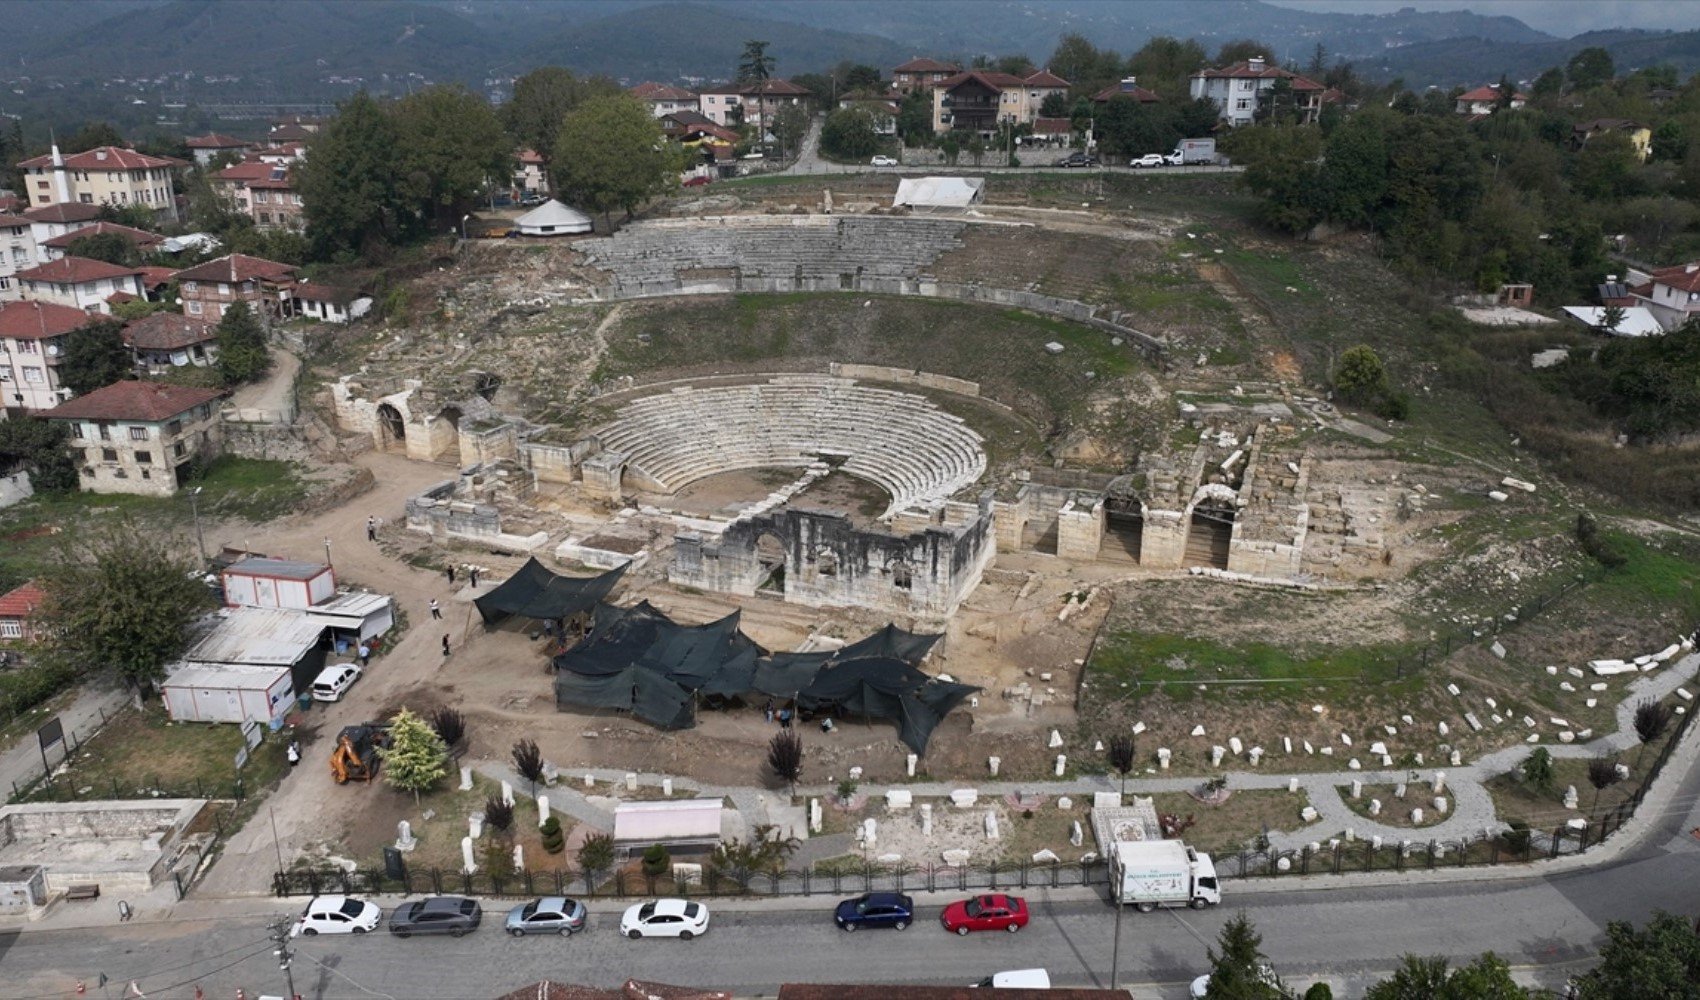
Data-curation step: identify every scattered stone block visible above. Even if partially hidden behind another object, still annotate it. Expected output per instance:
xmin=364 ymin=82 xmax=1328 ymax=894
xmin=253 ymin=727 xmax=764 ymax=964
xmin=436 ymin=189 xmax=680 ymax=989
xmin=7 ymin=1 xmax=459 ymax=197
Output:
xmin=1369 ymin=742 xmax=1387 ymax=756
xmin=1371 ymin=835 xmax=1383 ymax=849
xmin=1564 ymin=786 xmax=1579 ymax=810
xmin=1578 ymin=728 xmax=1593 ymax=740
xmin=988 ymin=756 xmax=1000 ymax=776
xmin=1228 ymin=737 xmax=1244 ymax=755
xmin=1348 ymin=758 xmax=1361 ymax=770
xmin=921 ymin=803 xmax=933 ymax=836
xmin=1438 ymin=721 xmax=1450 ymax=736
xmin=1411 ymin=808 xmax=1424 ymax=823
xmin=1465 ymin=713 xmax=1483 ymax=731
xmin=1546 ymin=666 xmax=1559 ymax=676
xmin=1320 ymin=747 xmax=1334 ymax=756
xmin=1157 ymin=748 xmax=1172 ymax=770
xmin=1384 ymin=725 xmax=1398 ymax=736
xmin=1680 ymin=689 xmax=1695 ymax=702
xmin=459 ymin=766 xmax=473 ymax=791
xmin=1276 ymin=857 xmax=1292 ymax=872
xmin=942 ymin=849 xmax=971 ymax=866
xmin=1032 ymin=849 xmax=1060 ymax=864
xmin=1350 ymin=780 xmax=1362 ymax=799
xmin=810 ymin=799 xmax=822 ymax=834
xmin=1566 ymin=818 xmax=1587 ymax=831
xmin=1055 ymin=754 xmax=1067 ymax=777
xmin=624 ymin=773 xmax=638 ymax=792
xmin=1303 ymin=740 xmax=1315 ymax=754
xmin=1345 ymin=828 xmax=1355 ymax=842
xmin=1210 ymin=746 xmax=1226 ymax=767
xmin=1559 ymin=731 xmax=1575 ymax=744
xmin=1487 ymin=490 xmax=1509 ymax=502
xmin=1190 ymin=725 xmax=1206 ymax=737
xmin=1550 ymin=717 xmax=1569 ymax=727
xmin=461 ymin=836 xmax=476 ymax=874
xmin=1300 ymin=806 xmax=1318 ymax=822
xmin=1434 ymin=797 xmax=1449 ymax=815
xmin=1586 ymin=699 xmax=1598 ymax=708
xmin=1070 ymin=820 xmax=1084 ymax=847
xmin=1501 ymin=476 xmax=1536 ymax=493
xmin=395 ymin=820 xmax=417 ymax=853
xmin=1288 ymin=777 xmax=1299 ymax=793
xmin=1282 ymin=737 xmax=1292 ymax=754
xmin=886 ymin=790 xmax=913 ymax=811
xmin=1057 ymin=796 xmax=1073 ymax=810
xmin=862 ymin=818 xmax=878 ymax=848
xmin=1491 ymin=641 xmax=1507 ymax=659
xmin=1401 ymin=714 xmax=1415 ymax=725
xmin=950 ymin=789 xmax=978 ymax=808
xmin=1395 ymin=783 xmax=1407 ymax=799
xmin=1340 ymin=733 xmax=1353 ymax=746
xmin=1447 ymin=684 xmax=1462 ymax=696
xmin=906 ymin=754 xmax=918 ymax=777
xmin=984 ymin=811 xmax=1000 ymax=840
xmin=1368 ymin=799 xmax=1381 ymax=817
xmin=1248 ymin=747 xmax=1264 ymax=766
xmin=1048 ymin=729 xmax=1064 ymax=749
xmin=1567 ymin=667 xmax=1586 ymax=678
xmin=1131 ymin=722 xmax=1146 ymax=735
xmin=1450 ymin=751 xmax=1463 ymax=767
xmin=1094 ymin=792 xmax=1121 ymax=809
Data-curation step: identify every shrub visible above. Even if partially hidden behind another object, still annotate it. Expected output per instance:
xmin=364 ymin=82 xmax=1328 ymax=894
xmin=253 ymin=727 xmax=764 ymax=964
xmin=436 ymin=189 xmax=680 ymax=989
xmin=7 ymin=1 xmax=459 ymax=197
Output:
xmin=483 ymin=795 xmax=514 ymax=833
xmin=836 ymin=777 xmax=858 ymax=803
xmin=428 ymin=706 xmax=466 ymax=747
xmin=640 ymin=843 xmax=670 ymax=877
xmin=540 ymin=816 xmax=565 ymax=854
xmin=578 ymin=833 xmax=614 ymax=873
xmin=1575 ymin=512 xmax=1627 ymax=569
xmin=1501 ymin=819 xmax=1532 ymax=854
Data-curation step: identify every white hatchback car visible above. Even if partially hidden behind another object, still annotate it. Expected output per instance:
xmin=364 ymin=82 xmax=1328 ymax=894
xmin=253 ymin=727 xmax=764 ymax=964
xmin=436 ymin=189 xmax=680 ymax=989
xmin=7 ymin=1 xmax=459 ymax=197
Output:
xmin=620 ymin=898 xmax=710 ymax=939
xmin=293 ymin=895 xmax=381 ymax=936
xmin=311 ymin=663 xmax=362 ymax=702
xmin=870 ymin=155 xmax=898 ymax=166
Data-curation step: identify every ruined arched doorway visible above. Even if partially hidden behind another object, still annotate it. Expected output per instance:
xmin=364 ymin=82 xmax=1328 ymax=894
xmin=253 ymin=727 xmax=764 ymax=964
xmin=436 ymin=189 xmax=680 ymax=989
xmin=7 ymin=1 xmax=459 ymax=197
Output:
xmin=754 ymin=533 xmax=787 ymax=593
xmin=436 ymin=406 xmax=463 ymax=463
xmin=1184 ymin=506 xmax=1234 ymax=569
xmin=376 ymin=403 xmax=406 ymax=452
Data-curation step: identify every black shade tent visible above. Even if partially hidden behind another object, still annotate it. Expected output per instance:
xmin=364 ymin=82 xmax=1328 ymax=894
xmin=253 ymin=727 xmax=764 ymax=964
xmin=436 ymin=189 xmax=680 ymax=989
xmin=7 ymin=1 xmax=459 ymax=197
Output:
xmin=473 ymin=558 xmax=627 ymax=626
xmin=552 ymin=606 xmax=975 ymax=755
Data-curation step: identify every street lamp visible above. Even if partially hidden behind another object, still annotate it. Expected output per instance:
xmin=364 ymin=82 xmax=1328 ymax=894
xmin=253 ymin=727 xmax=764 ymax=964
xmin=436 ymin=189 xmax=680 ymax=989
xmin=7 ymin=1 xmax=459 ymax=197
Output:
xmin=460 ymin=213 xmax=471 ymax=240
xmin=186 ymin=486 xmax=206 ymax=563
xmin=323 ymin=537 xmax=333 ymax=568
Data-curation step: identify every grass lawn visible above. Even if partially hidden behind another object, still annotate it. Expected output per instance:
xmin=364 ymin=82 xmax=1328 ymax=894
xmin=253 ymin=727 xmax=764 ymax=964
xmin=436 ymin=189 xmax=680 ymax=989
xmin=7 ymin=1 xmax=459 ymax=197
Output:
xmin=1150 ymin=789 xmax=1319 ymax=851
xmin=1338 ymin=783 xmax=1450 ymax=829
xmin=339 ymin=773 xmax=578 ymax=875
xmin=1484 ymin=715 xmax=1682 ymax=832
xmin=23 ymin=703 xmax=288 ymax=802
xmin=1090 ymin=631 xmax=1411 ymax=685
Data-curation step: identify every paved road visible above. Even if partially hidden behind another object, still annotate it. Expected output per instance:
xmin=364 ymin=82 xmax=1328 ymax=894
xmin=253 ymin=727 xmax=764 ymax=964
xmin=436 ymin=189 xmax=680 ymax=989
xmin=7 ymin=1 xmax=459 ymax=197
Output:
xmin=1 ymin=683 xmax=127 ymax=800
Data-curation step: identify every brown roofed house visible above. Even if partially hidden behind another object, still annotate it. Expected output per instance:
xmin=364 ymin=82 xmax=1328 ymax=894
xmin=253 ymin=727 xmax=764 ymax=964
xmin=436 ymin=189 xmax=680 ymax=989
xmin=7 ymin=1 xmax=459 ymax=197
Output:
xmin=0 ymin=581 xmax=47 ymax=644
xmin=123 ymin=312 xmax=218 ymax=370
xmin=47 ymin=381 xmax=225 ymax=496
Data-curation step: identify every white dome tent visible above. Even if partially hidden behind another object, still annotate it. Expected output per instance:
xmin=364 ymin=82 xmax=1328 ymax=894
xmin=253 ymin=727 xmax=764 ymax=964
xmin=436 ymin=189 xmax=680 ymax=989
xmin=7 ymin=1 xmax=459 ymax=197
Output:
xmin=513 ymin=200 xmax=594 ymax=236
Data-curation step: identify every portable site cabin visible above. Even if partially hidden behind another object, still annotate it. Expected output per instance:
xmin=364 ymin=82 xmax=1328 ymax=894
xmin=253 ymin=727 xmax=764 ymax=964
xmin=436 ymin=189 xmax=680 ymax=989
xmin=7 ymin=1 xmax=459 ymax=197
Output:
xmin=306 ymin=591 xmax=395 ymax=643
xmin=160 ymin=664 xmax=294 ymax=725
xmin=222 ymin=557 xmax=335 ymax=610
xmin=167 ymin=607 xmax=330 ymax=720
xmin=611 ymin=799 xmax=725 ymax=858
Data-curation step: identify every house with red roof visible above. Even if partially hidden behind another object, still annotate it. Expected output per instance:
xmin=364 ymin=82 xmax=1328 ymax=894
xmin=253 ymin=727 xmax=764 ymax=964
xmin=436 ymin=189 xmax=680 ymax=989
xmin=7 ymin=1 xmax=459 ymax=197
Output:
xmin=894 ymin=58 xmax=960 ymax=94
xmin=123 ymin=312 xmax=218 ymax=371
xmin=1190 ymin=57 xmax=1326 ymax=126
xmin=695 ymin=79 xmax=812 ymax=130
xmin=0 ymin=299 xmax=96 ymax=411
xmin=631 ymin=82 xmax=699 ymax=119
xmin=931 ymin=69 xmax=1070 ymax=134
xmin=14 ymin=257 xmax=146 ymax=314
xmin=184 ymin=132 xmax=253 ymax=167
xmin=22 ymin=202 xmax=102 ymax=246
xmin=212 ymin=157 xmax=301 ymax=231
xmin=0 ymin=581 xmax=47 ymax=643
xmin=39 ymin=221 xmax=165 ymax=262
xmin=1632 ymin=261 xmax=1700 ymax=331
xmin=294 ymin=283 xmax=372 ymax=324
xmin=515 ymin=148 xmax=548 ymax=196
xmin=1091 ymin=77 xmax=1162 ymax=105
xmin=46 ymin=380 xmax=225 ymax=496
xmin=171 ymin=253 xmax=298 ymax=321
xmin=16 ymin=145 xmax=185 ymax=224
xmin=0 ymin=213 xmax=43 ymax=301
xmin=1455 ymin=84 xmax=1527 ymax=118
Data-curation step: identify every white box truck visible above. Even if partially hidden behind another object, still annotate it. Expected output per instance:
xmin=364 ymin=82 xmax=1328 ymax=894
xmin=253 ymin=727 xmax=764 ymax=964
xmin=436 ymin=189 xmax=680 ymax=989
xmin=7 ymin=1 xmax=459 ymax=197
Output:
xmin=1111 ymin=840 xmax=1220 ymax=911
xmin=1165 ymin=138 xmax=1218 ymax=166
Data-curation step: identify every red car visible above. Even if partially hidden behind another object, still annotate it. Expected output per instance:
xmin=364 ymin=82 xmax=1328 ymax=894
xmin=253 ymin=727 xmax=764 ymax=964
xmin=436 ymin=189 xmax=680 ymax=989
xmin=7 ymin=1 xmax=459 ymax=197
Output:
xmin=940 ymin=894 xmax=1029 ymax=935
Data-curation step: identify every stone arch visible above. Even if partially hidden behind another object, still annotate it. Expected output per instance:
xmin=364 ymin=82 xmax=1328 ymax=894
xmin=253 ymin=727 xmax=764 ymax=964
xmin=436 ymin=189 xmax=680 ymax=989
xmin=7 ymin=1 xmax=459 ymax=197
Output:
xmin=376 ymin=403 xmax=406 ymax=452
xmin=435 ymin=405 xmax=464 ymax=463
xmin=887 ymin=558 xmax=914 ymax=591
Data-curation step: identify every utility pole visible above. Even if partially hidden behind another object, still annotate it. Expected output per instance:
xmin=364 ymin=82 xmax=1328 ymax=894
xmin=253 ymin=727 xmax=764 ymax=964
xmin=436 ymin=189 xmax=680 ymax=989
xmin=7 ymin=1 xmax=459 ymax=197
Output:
xmin=186 ymin=486 xmax=207 ymax=564
xmin=269 ymin=918 xmax=300 ymax=1000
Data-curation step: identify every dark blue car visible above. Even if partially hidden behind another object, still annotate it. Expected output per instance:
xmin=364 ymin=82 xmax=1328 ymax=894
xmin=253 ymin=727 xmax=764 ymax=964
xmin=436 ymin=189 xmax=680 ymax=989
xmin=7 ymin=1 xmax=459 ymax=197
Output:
xmin=834 ymin=892 xmax=915 ymax=931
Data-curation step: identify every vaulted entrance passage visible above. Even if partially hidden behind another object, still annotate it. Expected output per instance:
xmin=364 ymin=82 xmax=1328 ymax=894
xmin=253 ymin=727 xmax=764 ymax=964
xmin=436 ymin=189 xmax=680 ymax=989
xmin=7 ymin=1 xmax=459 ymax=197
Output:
xmin=755 ymin=533 xmax=786 ymax=594
xmin=376 ymin=403 xmax=406 ymax=452
xmin=435 ymin=406 xmax=463 ymax=462
xmin=1102 ymin=496 xmax=1144 ymax=564
xmin=1185 ymin=506 xmax=1234 ymax=569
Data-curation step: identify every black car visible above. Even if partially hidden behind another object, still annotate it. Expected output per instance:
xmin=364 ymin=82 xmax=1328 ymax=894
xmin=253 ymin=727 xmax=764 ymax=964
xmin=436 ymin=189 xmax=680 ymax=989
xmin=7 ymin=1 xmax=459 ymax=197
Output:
xmin=389 ymin=896 xmax=482 ymax=937
xmin=1058 ymin=152 xmax=1099 ymax=168
xmin=834 ymin=892 xmax=915 ymax=931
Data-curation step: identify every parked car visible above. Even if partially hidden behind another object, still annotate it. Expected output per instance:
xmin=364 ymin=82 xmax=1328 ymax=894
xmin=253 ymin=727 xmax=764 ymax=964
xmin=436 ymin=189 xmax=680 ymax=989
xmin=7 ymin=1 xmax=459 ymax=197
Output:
xmin=870 ymin=155 xmax=898 ymax=167
xmin=1190 ymin=964 xmax=1278 ymax=998
xmin=940 ymin=894 xmax=1029 ymax=935
xmin=505 ymin=896 xmax=588 ymax=937
xmin=834 ymin=892 xmax=915 ymax=931
xmin=621 ymin=898 xmax=710 ymax=939
xmin=1057 ymin=152 xmax=1099 ymax=168
xmin=388 ymin=896 xmax=482 ymax=938
xmin=1130 ymin=153 xmax=1167 ymax=169
xmin=293 ymin=895 xmax=380 ymax=936
xmin=975 ymin=969 xmax=1052 ymax=988
xmin=310 ymin=663 xmax=361 ymax=702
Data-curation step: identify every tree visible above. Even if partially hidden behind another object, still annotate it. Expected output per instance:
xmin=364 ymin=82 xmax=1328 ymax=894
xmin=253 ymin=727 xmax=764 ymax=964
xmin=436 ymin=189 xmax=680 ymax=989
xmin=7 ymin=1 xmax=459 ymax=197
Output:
xmin=504 ymin=66 xmax=618 ymax=173
xmin=1574 ymin=131 xmax=1638 ymax=201
xmin=380 ymin=707 xmax=449 ymax=805
xmin=1332 ymin=345 xmax=1390 ymax=404
xmin=1203 ymin=912 xmax=1290 ymax=999
xmin=1596 ymin=303 xmax=1627 ymax=336
xmin=0 ymin=417 xmax=77 ymax=493
xmin=483 ymin=793 xmax=514 ymax=833
xmin=1106 ymin=734 xmax=1136 ymax=796
xmin=214 ymin=301 xmax=270 ymax=387
xmin=771 ymin=103 xmax=810 ymax=160
xmin=709 ymin=823 xmax=801 ymax=878
xmin=1531 ymin=67 xmax=1565 ymax=100
xmin=640 ymin=842 xmax=671 ymax=877
xmin=1128 ymin=36 xmax=1208 ymax=98
xmin=1215 ymin=40 xmax=1273 ymax=66
xmin=1048 ymin=33 xmax=1122 ymax=93
xmin=57 ymin=318 xmax=131 ymax=396
xmin=1632 ymin=699 xmax=1674 ymax=771
xmin=820 ymin=108 xmax=879 ymax=160
xmin=1039 ymin=92 xmax=1071 ymax=118
xmin=1586 ymin=756 xmax=1622 ymax=818
xmin=65 ymin=231 xmax=140 ymax=267
xmin=577 ymin=832 xmax=615 ymax=875
xmin=512 ymin=737 xmax=545 ymax=796
xmin=1650 ymin=121 xmax=1685 ymax=164
xmin=896 ymin=90 xmax=933 ymax=144
xmin=66 ymin=121 xmax=124 ymax=153
xmin=1566 ymin=47 xmax=1616 ymax=91
xmin=36 ymin=516 xmax=212 ymax=695
xmin=738 ymin=40 xmax=775 ymax=86
xmin=297 ymin=91 xmax=410 ymax=259
xmin=1230 ymin=124 xmax=1322 ymax=232
xmin=1520 ymin=747 xmax=1555 ymax=794
xmin=1319 ymin=111 xmax=1388 ymax=227
xmin=429 ymin=706 xmax=466 ymax=748
xmin=553 ymin=95 xmax=677 ymax=227
xmin=1574 ymin=911 xmax=1700 ymax=999
xmin=1364 ymin=953 xmax=1531 ymax=999
xmin=394 ymin=84 xmax=513 ymax=232
xmin=767 ymin=729 xmax=803 ymax=796
xmin=540 ymin=816 xmax=565 ymax=854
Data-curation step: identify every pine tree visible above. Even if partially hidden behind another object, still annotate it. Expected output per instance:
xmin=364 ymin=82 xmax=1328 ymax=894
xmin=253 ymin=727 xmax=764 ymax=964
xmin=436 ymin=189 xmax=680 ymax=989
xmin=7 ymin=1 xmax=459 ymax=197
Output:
xmin=381 ymin=708 xmax=449 ymax=805
xmin=58 ymin=319 xmax=131 ymax=396
xmin=1203 ymin=913 xmax=1290 ymax=999
xmin=214 ymin=301 xmax=270 ymax=387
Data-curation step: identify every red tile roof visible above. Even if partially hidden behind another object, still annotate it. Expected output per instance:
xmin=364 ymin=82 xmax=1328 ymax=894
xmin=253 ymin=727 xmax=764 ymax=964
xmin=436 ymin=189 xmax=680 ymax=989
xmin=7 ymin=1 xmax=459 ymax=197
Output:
xmin=517 ymin=148 xmax=546 ymax=165
xmin=23 ymin=203 xmax=103 ymax=224
xmin=293 ymin=282 xmax=363 ymax=305
xmin=46 ymin=380 xmax=222 ymax=422
xmin=1023 ymin=69 xmax=1070 ymax=88
xmin=18 ymin=146 xmax=184 ymax=170
xmin=1195 ymin=60 xmax=1324 ymax=91
xmin=895 ymin=58 xmax=959 ymax=74
xmin=123 ymin=313 xmax=216 ymax=351
xmin=171 ymin=253 xmax=297 ymax=286
xmin=743 ymin=78 xmax=810 ymax=97
xmin=631 ymin=82 xmax=697 ymax=101
xmin=0 ymin=212 xmax=32 ymax=229
xmin=106 ymin=291 xmax=139 ymax=305
xmin=268 ymin=123 xmax=315 ymax=142
xmin=40 ymin=221 xmax=164 ymax=250
xmin=1458 ymin=85 xmax=1528 ymax=102
xmin=1651 ymin=263 xmax=1700 ymax=294
xmin=935 ymin=70 xmax=1029 ymax=91
xmin=138 ymin=266 xmax=176 ymax=289
xmin=0 ymin=581 xmax=46 ymax=621
xmin=186 ymin=132 xmax=251 ymax=149
xmin=1091 ymin=81 xmax=1161 ymax=103
xmin=15 ymin=256 xmax=144 ymax=285
xmin=0 ymin=300 xmax=96 ymax=340
xmin=215 ymin=159 xmax=274 ymax=183
xmin=777 ymin=987 xmax=1121 ymax=1000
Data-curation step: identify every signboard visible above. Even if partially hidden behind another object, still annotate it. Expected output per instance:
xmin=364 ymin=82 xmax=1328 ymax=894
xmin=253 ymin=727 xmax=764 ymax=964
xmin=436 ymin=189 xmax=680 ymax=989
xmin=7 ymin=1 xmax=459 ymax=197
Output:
xmin=241 ymin=719 xmax=263 ymax=751
xmin=234 ymin=746 xmax=250 ymax=772
xmin=37 ymin=717 xmax=64 ymax=753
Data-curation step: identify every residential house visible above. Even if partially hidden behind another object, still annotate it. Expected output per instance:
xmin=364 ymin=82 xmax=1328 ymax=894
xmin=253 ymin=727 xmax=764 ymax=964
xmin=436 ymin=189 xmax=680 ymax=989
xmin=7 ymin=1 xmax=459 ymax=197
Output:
xmin=16 ymin=145 xmax=184 ymax=224
xmin=14 ymin=257 xmax=146 ymax=314
xmin=630 ymin=82 xmax=699 ymax=118
xmin=123 ymin=312 xmax=218 ymax=371
xmin=931 ymin=69 xmax=1071 ymax=134
xmin=293 ymin=283 xmax=371 ymax=324
xmin=0 ymin=299 xmax=92 ymax=410
xmin=1454 ymin=84 xmax=1527 ymax=117
xmin=836 ymin=95 xmax=899 ymax=135
xmin=22 ymin=203 xmax=102 ymax=246
xmin=47 ymin=381 xmax=224 ymax=497
xmin=696 ymin=85 xmax=745 ymax=127
xmin=1632 ymin=262 xmax=1700 ymax=331
xmin=514 ymin=148 xmax=547 ymax=196
xmin=659 ymin=111 xmax=740 ymax=144
xmin=1091 ymin=77 xmax=1162 ymax=105
xmin=1572 ymin=118 xmax=1653 ymax=162
xmin=1191 ymin=57 xmax=1326 ymax=126
xmin=893 ymin=58 xmax=959 ymax=94
xmin=256 ymin=143 xmax=307 ymax=166
xmin=211 ymin=158 xmax=301 ymax=230
xmin=0 ymin=581 xmax=46 ymax=644
xmin=0 ymin=214 xmax=42 ymax=301
xmin=39 ymin=221 xmax=164 ymax=261
xmin=267 ymin=117 xmax=321 ymax=145
xmin=184 ymin=132 xmax=252 ymax=167
xmin=696 ymin=79 xmax=812 ymax=131
xmin=171 ymin=253 xmax=298 ymax=321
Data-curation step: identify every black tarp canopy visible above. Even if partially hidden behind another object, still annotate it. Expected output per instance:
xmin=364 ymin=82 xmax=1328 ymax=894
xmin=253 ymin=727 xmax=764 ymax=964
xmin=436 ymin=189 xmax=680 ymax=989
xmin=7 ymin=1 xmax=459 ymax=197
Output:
xmin=793 ymin=657 xmax=979 ymax=756
xmin=474 ymin=558 xmax=627 ymax=625
xmin=753 ymin=623 xmax=942 ymax=698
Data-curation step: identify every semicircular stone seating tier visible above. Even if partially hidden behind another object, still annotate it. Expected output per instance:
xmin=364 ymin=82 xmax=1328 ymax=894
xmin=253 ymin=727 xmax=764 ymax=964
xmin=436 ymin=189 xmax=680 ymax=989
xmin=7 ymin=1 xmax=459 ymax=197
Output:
xmin=576 ymin=216 xmax=969 ymax=287
xmin=591 ymin=376 xmax=987 ymax=517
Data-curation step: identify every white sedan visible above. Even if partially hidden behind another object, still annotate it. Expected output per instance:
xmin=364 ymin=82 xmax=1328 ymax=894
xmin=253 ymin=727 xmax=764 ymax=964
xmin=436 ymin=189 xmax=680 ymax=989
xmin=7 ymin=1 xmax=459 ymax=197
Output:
xmin=293 ymin=895 xmax=381 ymax=936
xmin=620 ymin=898 xmax=710 ymax=940
xmin=870 ymin=155 xmax=898 ymax=167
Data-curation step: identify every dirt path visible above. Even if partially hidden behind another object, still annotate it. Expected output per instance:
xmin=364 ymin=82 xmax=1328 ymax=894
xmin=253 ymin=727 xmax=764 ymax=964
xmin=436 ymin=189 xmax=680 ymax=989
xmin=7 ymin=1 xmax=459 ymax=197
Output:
xmin=224 ymin=347 xmax=301 ymax=420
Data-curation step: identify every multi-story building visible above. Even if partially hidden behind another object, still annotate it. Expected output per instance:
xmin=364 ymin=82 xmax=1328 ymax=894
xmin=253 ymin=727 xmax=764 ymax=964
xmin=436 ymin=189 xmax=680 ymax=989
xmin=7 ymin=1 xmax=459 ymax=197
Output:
xmin=211 ymin=158 xmax=302 ymax=230
xmin=17 ymin=145 xmax=185 ymax=224
xmin=696 ymin=80 xmax=812 ymax=129
xmin=930 ymin=69 xmax=1070 ymax=134
xmin=47 ymin=381 xmax=225 ymax=497
xmin=631 ymin=82 xmax=699 ymax=118
xmin=14 ymin=257 xmax=146 ymax=314
xmin=38 ymin=221 xmax=164 ymax=261
xmin=1632 ymin=262 xmax=1700 ymax=331
xmin=893 ymin=58 xmax=960 ymax=94
xmin=22 ymin=203 xmax=102 ymax=247
xmin=1190 ymin=57 xmax=1325 ymax=127
xmin=172 ymin=253 xmax=299 ymax=321
xmin=184 ymin=132 xmax=252 ymax=167
xmin=0 ymin=214 xmax=42 ymax=301
xmin=0 ymin=299 xmax=90 ymax=411
xmin=514 ymin=148 xmax=547 ymax=196
xmin=1091 ymin=77 xmax=1163 ymax=106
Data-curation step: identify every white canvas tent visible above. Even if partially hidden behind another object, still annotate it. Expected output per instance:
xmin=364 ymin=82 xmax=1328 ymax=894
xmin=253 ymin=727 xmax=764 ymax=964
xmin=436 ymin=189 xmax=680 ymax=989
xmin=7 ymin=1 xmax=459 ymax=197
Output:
xmin=1561 ymin=306 xmax=1664 ymax=337
xmin=893 ymin=176 xmax=985 ymax=213
xmin=513 ymin=200 xmax=594 ymax=236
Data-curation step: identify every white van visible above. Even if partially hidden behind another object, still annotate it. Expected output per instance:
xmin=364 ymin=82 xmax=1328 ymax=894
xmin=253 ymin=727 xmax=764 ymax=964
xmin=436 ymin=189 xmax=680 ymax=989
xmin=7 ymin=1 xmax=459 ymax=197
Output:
xmin=311 ymin=663 xmax=362 ymax=702
xmin=975 ymin=969 xmax=1051 ymax=989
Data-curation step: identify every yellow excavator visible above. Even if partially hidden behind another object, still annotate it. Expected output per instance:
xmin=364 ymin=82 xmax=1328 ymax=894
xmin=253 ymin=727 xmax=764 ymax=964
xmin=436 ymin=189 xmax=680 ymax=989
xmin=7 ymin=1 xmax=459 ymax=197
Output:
xmin=329 ymin=724 xmax=390 ymax=784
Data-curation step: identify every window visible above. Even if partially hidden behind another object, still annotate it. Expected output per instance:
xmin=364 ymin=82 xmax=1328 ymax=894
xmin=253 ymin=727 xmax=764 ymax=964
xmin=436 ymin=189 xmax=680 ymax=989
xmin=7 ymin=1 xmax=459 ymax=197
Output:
xmin=173 ymin=441 xmax=186 ymax=458
xmin=128 ymin=426 xmax=148 ymax=441
xmin=79 ymin=194 xmax=92 ymax=204
xmin=0 ymin=277 xmax=8 ymax=290
xmin=183 ymin=281 xmax=197 ymax=293
xmin=0 ymin=621 xmax=21 ymax=638
xmin=101 ymin=448 xmax=117 ymax=462
xmin=21 ymin=366 xmax=41 ymax=383
xmin=140 ymin=470 xmax=150 ymax=480
xmin=187 ymin=301 xmax=202 ymax=315
xmin=10 ymin=249 xmax=26 ymax=263
xmin=112 ymin=468 xmax=127 ymax=478
xmin=97 ymin=423 xmax=111 ymax=440
xmin=135 ymin=451 xmax=152 ymax=465
xmin=1236 ymin=99 xmax=1250 ymax=110
xmin=16 ymin=340 xmax=35 ymax=354
xmin=166 ymin=419 xmax=182 ymax=435
xmin=34 ymin=180 xmax=46 ymax=190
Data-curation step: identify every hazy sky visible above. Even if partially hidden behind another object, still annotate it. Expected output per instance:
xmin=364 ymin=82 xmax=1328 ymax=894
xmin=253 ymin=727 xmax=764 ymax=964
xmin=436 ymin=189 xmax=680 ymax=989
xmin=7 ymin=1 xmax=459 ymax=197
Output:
xmin=1268 ymin=1 xmax=1693 ymax=37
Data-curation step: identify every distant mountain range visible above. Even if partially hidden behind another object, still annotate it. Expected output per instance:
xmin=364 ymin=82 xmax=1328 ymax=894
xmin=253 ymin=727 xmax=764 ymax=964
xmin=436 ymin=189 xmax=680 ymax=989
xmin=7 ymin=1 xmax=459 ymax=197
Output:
xmin=0 ymin=0 xmax=1688 ymax=107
